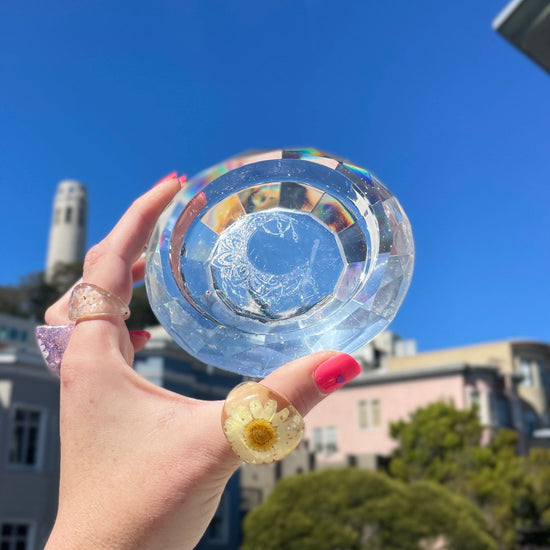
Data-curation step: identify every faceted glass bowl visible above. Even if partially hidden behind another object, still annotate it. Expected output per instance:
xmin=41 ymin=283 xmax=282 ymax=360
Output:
xmin=145 ymin=148 xmax=414 ymax=378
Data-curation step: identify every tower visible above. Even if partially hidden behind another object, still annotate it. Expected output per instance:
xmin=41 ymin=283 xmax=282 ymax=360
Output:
xmin=45 ymin=180 xmax=88 ymax=282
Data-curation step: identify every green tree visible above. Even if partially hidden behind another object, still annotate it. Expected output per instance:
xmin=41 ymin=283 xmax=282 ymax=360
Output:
xmin=389 ymin=400 xmax=482 ymax=487
xmin=0 ymin=265 xmax=157 ymax=329
xmin=0 ymin=263 xmax=83 ymax=321
xmin=127 ymin=284 xmax=158 ymax=330
xmin=388 ymin=400 xmax=550 ymax=549
xmin=524 ymin=447 xmax=550 ymax=525
xmin=240 ymin=469 xmax=496 ymax=550
xmin=468 ymin=429 xmax=534 ymax=548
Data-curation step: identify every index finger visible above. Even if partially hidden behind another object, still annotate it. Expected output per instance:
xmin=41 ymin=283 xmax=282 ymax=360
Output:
xmin=81 ymin=176 xmax=182 ymax=304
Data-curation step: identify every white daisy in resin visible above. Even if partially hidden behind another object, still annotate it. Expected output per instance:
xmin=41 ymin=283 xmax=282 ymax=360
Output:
xmin=222 ymin=383 xmax=304 ymax=464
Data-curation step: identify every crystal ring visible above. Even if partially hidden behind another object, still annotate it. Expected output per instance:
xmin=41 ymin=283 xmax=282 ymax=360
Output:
xmin=68 ymin=283 xmax=130 ymax=322
xmin=222 ymin=382 xmax=304 ymax=465
xmin=145 ymin=148 xmax=414 ymax=377
xmin=35 ymin=324 xmax=75 ymax=377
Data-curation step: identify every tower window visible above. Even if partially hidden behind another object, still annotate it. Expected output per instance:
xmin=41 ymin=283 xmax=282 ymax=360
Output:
xmin=78 ymin=206 xmax=85 ymax=227
xmin=65 ymin=207 xmax=73 ymax=223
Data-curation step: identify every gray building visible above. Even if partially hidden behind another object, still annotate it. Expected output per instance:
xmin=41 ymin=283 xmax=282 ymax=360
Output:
xmin=0 ymin=318 xmax=247 ymax=550
xmin=0 ymin=320 xmax=60 ymax=550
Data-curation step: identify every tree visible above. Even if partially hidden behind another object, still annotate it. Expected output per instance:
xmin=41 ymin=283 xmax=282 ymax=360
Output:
xmin=0 ymin=264 xmax=83 ymax=321
xmin=127 ymin=284 xmax=158 ymax=330
xmin=240 ymin=469 xmax=496 ymax=550
xmin=388 ymin=400 xmax=550 ymax=549
xmin=0 ymin=265 xmax=157 ymax=329
xmin=389 ymin=400 xmax=482 ymax=487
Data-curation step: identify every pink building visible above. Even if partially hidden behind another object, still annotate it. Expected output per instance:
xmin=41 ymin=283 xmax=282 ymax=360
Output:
xmin=304 ymin=363 xmax=523 ymax=467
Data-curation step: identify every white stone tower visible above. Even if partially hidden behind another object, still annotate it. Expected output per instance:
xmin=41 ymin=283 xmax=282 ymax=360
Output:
xmin=45 ymin=180 xmax=88 ymax=282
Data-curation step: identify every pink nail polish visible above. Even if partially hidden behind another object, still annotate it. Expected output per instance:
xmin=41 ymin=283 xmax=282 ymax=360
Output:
xmin=153 ymin=171 xmax=178 ymax=188
xmin=314 ymin=353 xmax=361 ymax=394
xmin=129 ymin=330 xmax=151 ymax=340
xmin=178 ymin=174 xmax=187 ymax=188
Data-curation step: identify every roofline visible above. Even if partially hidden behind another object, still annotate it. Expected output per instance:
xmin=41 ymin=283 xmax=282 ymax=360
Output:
xmin=349 ymin=362 xmax=518 ymax=387
xmin=402 ymin=338 xmax=550 ymax=358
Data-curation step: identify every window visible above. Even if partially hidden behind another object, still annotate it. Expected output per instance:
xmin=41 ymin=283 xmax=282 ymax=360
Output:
xmin=358 ymin=401 xmax=368 ymax=428
xmin=523 ymin=408 xmax=539 ymax=437
xmin=8 ymin=407 xmax=43 ymax=468
xmin=538 ymin=361 xmax=550 ymax=392
xmin=1 ymin=522 xmax=30 ymax=550
xmin=358 ymin=399 xmax=382 ymax=429
xmin=65 ymin=207 xmax=72 ymax=223
xmin=78 ymin=206 xmax=86 ymax=227
xmin=325 ymin=426 xmax=338 ymax=454
xmin=371 ymin=400 xmax=381 ymax=427
xmin=206 ymin=492 xmax=228 ymax=543
xmin=467 ymin=389 xmax=481 ymax=413
xmin=311 ymin=426 xmax=338 ymax=454
xmin=495 ymin=396 xmax=512 ymax=428
xmin=312 ymin=427 xmax=323 ymax=453
xmin=519 ymin=359 xmax=534 ymax=386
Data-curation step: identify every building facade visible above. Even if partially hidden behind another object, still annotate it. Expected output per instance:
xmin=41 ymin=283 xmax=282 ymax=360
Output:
xmin=1 ymin=319 xmax=246 ymax=550
xmin=243 ymin=337 xmax=546 ymax=506
xmin=386 ymin=340 xmax=550 ymax=436
xmin=0 ymin=314 xmax=36 ymax=351
xmin=0 ymin=341 xmax=60 ymax=550
xmin=304 ymin=362 xmax=524 ymax=467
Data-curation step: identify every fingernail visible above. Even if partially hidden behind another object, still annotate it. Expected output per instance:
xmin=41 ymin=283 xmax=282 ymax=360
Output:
xmin=314 ymin=353 xmax=361 ymax=394
xmin=153 ymin=171 xmax=178 ymax=188
xmin=178 ymin=174 xmax=187 ymax=188
xmin=129 ymin=330 xmax=151 ymax=340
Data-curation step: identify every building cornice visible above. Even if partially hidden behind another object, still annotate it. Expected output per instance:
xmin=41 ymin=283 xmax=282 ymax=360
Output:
xmin=349 ymin=362 xmax=514 ymax=387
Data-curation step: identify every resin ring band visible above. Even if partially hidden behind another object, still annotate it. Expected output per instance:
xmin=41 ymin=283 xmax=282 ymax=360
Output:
xmin=68 ymin=283 xmax=130 ymax=322
xmin=222 ymin=382 xmax=304 ymax=465
xmin=36 ymin=284 xmax=130 ymax=377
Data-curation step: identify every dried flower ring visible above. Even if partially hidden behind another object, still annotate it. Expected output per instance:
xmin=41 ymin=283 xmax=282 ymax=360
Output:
xmin=68 ymin=283 xmax=130 ymax=322
xmin=222 ymin=382 xmax=304 ymax=464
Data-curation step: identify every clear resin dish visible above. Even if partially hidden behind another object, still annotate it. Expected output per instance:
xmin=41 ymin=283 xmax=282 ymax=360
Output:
xmin=145 ymin=148 xmax=414 ymax=378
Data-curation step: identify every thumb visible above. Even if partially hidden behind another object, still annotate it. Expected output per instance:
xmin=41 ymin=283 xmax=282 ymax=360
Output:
xmin=261 ymin=351 xmax=362 ymax=417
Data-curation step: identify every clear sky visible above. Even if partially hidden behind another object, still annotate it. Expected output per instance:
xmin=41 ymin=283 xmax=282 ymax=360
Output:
xmin=1 ymin=0 xmax=549 ymax=352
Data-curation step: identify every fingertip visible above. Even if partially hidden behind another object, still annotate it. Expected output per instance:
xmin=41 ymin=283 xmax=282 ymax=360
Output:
xmin=152 ymin=171 xmax=178 ymax=188
xmin=129 ymin=330 xmax=151 ymax=352
xmin=262 ymin=351 xmax=361 ymax=417
xmin=313 ymin=353 xmax=362 ymax=395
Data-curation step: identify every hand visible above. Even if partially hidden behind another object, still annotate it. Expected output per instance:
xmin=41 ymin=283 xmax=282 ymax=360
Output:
xmin=44 ymin=176 xmax=361 ymax=550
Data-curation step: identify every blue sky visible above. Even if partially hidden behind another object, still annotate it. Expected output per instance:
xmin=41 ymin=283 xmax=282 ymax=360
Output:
xmin=1 ymin=0 xmax=548 ymax=352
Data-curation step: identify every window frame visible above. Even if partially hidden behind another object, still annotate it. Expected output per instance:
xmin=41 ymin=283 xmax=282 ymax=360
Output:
xmin=357 ymin=399 xmax=382 ymax=431
xmin=205 ymin=491 xmax=229 ymax=545
xmin=518 ymin=358 xmax=534 ymax=387
xmin=6 ymin=404 xmax=47 ymax=471
xmin=0 ymin=520 xmax=36 ymax=550
xmin=324 ymin=426 xmax=338 ymax=455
